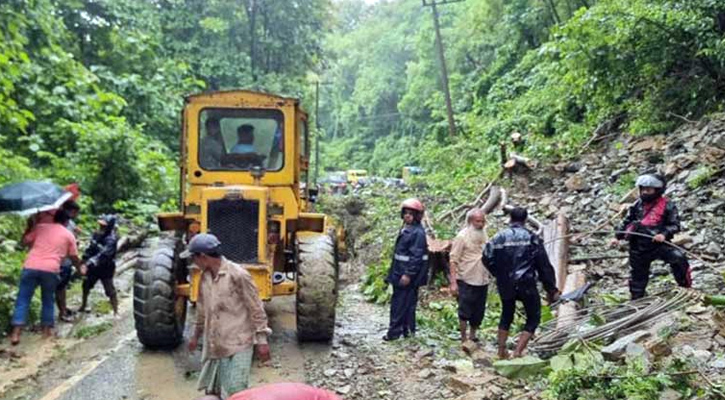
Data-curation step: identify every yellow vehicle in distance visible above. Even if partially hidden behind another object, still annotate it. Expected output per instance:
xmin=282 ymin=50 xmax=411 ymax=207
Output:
xmin=346 ymin=169 xmax=368 ymax=186
xmin=133 ymin=90 xmax=341 ymax=348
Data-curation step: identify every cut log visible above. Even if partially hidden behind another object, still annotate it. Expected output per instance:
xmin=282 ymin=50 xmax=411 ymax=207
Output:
xmin=503 ymin=154 xmax=533 ymax=171
xmin=556 ymin=271 xmax=586 ymax=329
xmin=117 ymin=230 xmax=148 ymax=253
xmin=481 ymin=186 xmax=502 ymax=215
xmin=542 ymin=213 xmax=570 ymax=292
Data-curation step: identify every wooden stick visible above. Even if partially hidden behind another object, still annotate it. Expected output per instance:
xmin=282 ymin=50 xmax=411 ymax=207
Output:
xmin=437 ymin=181 xmax=494 ymax=223
xmin=570 ymin=254 xmax=627 ymax=263
xmin=572 ymin=187 xmax=636 ymax=243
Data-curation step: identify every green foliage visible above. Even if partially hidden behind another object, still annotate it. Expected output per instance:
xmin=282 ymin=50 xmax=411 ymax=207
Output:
xmin=91 ymin=300 xmax=114 ymax=315
xmin=544 ymin=353 xmax=695 ymax=400
xmin=607 ymin=172 xmax=637 ymax=197
xmin=321 ymin=0 xmax=725 ymax=222
xmin=73 ymin=321 xmax=113 ymax=339
xmin=362 ymin=254 xmax=393 ymax=304
xmin=687 ymin=165 xmax=718 ymax=189
xmin=0 ymin=247 xmax=32 ymax=333
xmin=1 ymin=0 xmax=328 ymax=217
xmin=0 ymin=215 xmax=35 ymax=333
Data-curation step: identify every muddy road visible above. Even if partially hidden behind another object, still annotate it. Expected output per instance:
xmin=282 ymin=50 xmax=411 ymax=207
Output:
xmin=1 ymin=260 xmax=451 ymax=400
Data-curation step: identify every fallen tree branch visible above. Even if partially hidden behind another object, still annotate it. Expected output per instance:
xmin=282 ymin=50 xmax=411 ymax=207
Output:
xmin=437 ymin=180 xmax=496 ymax=223
xmin=117 ymin=229 xmax=148 ymax=253
xmin=115 ymin=255 xmax=140 ymax=276
xmin=667 ymin=112 xmax=697 ymax=124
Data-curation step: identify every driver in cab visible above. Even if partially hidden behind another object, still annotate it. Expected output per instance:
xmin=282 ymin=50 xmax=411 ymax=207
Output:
xmin=231 ymin=124 xmax=256 ymax=154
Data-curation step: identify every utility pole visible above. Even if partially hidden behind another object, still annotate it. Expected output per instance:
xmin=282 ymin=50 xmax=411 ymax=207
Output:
xmin=315 ymin=80 xmax=320 ymax=185
xmin=312 ymin=80 xmax=334 ymax=185
xmin=422 ymin=0 xmax=462 ymax=139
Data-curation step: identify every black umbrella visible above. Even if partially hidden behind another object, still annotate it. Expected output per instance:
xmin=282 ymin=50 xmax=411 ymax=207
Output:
xmin=0 ymin=181 xmax=73 ymax=216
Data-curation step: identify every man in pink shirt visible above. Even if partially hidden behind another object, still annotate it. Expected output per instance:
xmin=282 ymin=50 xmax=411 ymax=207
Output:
xmin=10 ymin=209 xmax=85 ymax=345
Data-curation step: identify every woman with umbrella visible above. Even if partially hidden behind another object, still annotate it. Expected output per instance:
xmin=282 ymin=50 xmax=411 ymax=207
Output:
xmin=0 ymin=181 xmax=86 ymax=345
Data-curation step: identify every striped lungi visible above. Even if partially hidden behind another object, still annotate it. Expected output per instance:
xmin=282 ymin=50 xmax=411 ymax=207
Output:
xmin=197 ymin=348 xmax=254 ymax=398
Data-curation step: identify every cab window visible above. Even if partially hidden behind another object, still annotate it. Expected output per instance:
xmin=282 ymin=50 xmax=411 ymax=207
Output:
xmin=199 ymin=108 xmax=284 ymax=171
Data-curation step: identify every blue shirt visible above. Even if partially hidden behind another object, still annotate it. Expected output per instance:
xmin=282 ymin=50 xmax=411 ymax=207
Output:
xmin=230 ymin=144 xmax=256 ymax=154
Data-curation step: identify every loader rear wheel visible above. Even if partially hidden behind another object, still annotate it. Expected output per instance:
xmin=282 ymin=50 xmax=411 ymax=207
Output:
xmin=133 ymin=235 xmax=187 ymax=349
xmin=296 ymin=232 xmax=339 ymax=342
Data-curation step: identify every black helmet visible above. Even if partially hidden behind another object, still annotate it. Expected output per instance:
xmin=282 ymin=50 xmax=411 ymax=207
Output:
xmin=98 ymin=214 xmax=117 ymax=232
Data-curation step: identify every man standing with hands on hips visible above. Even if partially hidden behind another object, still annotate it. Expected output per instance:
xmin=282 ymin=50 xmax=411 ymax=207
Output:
xmin=185 ymin=233 xmax=272 ymax=399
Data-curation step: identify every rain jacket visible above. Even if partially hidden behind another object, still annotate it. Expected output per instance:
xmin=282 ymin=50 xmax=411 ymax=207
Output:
xmin=386 ymin=222 xmax=428 ymax=287
xmin=83 ymin=217 xmax=118 ymax=272
xmin=483 ymin=222 xmax=557 ymax=300
xmin=615 ymin=197 xmax=681 ymax=249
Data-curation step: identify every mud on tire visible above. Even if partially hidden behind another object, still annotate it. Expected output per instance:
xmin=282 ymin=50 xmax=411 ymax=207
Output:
xmin=133 ymin=235 xmax=187 ymax=348
xmin=296 ymin=232 xmax=339 ymax=342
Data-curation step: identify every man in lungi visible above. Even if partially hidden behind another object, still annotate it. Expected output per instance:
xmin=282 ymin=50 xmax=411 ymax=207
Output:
xmin=186 ymin=234 xmax=272 ymax=399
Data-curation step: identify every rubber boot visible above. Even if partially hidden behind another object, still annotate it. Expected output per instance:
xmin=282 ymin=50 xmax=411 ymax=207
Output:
xmin=497 ymin=329 xmax=509 ymax=359
xmin=513 ymin=331 xmax=533 ymax=358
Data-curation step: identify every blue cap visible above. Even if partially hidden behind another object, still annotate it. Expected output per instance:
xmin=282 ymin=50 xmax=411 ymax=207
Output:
xmin=180 ymin=233 xmax=221 ymax=258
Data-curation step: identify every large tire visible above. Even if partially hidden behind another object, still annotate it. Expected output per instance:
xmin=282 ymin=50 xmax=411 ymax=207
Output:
xmin=134 ymin=235 xmax=187 ymax=348
xmin=296 ymin=232 xmax=339 ymax=342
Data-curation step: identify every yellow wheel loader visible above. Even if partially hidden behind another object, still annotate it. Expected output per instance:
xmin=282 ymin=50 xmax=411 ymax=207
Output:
xmin=133 ymin=90 xmax=344 ymax=348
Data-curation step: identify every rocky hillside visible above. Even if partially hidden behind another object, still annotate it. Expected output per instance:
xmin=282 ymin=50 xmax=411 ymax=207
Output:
xmin=316 ymin=115 xmax=725 ymax=400
xmin=504 ymin=114 xmax=725 ymax=297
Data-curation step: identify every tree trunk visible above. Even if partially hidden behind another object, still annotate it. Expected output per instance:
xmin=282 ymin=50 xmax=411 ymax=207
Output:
xmin=717 ymin=12 xmax=725 ymax=34
xmin=545 ymin=0 xmax=562 ymax=25
xmin=542 ymin=213 xmax=570 ymax=292
xmin=556 ymin=271 xmax=586 ymax=329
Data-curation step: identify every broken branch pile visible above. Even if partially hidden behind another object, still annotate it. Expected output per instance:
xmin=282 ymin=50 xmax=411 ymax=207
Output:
xmin=532 ymin=288 xmax=702 ymax=353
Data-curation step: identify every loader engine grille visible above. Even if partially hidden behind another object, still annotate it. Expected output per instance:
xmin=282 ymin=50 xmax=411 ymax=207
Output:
xmin=207 ymin=198 xmax=259 ymax=263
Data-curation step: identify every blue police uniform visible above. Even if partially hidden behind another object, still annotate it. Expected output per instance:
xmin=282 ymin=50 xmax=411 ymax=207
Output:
xmin=385 ymin=222 xmax=428 ymax=339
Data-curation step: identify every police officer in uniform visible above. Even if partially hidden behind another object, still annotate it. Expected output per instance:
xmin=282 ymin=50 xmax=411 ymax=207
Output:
xmin=484 ymin=207 xmax=560 ymax=359
xmin=383 ymin=198 xmax=428 ymax=341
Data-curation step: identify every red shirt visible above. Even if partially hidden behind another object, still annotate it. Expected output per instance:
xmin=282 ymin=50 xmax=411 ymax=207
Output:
xmin=23 ymin=223 xmax=78 ymax=273
xmin=228 ymin=383 xmax=341 ymax=400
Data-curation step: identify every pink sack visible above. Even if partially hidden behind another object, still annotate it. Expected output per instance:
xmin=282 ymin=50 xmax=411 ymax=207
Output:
xmin=228 ymin=383 xmax=342 ymax=400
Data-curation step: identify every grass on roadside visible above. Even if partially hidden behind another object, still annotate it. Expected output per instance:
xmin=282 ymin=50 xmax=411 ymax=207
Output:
xmin=73 ymin=321 xmax=113 ymax=339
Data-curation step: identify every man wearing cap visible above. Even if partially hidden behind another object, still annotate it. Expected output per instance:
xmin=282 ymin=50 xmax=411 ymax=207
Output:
xmin=185 ymin=233 xmax=272 ymax=399
xmin=610 ymin=173 xmax=691 ymax=299
xmin=383 ymin=198 xmax=428 ymax=341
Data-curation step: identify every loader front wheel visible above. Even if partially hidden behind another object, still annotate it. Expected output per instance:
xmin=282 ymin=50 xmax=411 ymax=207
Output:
xmin=295 ymin=232 xmax=339 ymax=342
xmin=133 ymin=235 xmax=187 ymax=349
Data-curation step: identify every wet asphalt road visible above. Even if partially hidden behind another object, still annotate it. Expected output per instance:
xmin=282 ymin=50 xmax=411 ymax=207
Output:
xmin=3 ymin=294 xmax=316 ymax=400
